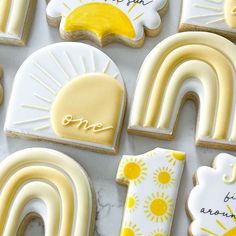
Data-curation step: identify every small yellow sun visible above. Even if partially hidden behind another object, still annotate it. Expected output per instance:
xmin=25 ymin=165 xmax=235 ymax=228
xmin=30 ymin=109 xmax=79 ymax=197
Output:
xmin=153 ymin=167 xmax=175 ymax=188
xmin=120 ymin=222 xmax=142 ymax=236
xmin=118 ymin=157 xmax=147 ymax=185
xmin=126 ymin=193 xmax=140 ymax=212
xmin=144 ymin=193 xmax=173 ymax=223
xmin=149 ymin=229 xmax=167 ymax=236
xmin=166 ymin=151 xmax=185 ymax=166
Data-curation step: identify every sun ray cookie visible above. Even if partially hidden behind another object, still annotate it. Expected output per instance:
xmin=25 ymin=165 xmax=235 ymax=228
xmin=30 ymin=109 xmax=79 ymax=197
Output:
xmin=116 ymin=147 xmax=186 ymax=235
xmin=4 ymin=42 xmax=126 ymax=154
xmin=128 ymin=31 xmax=236 ymax=151
xmin=0 ymin=148 xmax=96 ymax=236
xmin=187 ymin=153 xmax=236 ymax=236
xmin=46 ymin=0 xmax=168 ymax=47
xmin=179 ymin=0 xmax=236 ymax=40
xmin=0 ymin=0 xmax=37 ymax=46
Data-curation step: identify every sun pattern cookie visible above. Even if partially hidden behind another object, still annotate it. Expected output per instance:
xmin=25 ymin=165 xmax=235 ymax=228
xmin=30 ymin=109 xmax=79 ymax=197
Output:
xmin=129 ymin=31 xmax=236 ymax=151
xmin=179 ymin=0 xmax=236 ymax=40
xmin=0 ymin=148 xmax=95 ymax=236
xmin=187 ymin=153 xmax=236 ymax=236
xmin=5 ymin=42 xmax=126 ymax=154
xmin=116 ymin=147 xmax=185 ymax=236
xmin=46 ymin=0 xmax=168 ymax=47
xmin=0 ymin=0 xmax=37 ymax=46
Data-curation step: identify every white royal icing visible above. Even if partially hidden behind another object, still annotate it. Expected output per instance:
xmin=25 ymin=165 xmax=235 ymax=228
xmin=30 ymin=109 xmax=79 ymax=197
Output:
xmin=116 ymin=147 xmax=185 ymax=236
xmin=46 ymin=0 xmax=167 ymax=41
xmin=180 ymin=0 xmax=236 ymax=35
xmin=4 ymin=42 xmax=126 ymax=154
xmin=188 ymin=153 xmax=236 ymax=236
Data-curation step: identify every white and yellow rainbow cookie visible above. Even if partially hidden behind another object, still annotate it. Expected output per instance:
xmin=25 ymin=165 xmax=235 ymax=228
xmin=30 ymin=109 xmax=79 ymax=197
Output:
xmin=0 ymin=148 xmax=96 ymax=236
xmin=0 ymin=0 xmax=37 ymax=46
xmin=187 ymin=153 xmax=236 ymax=236
xmin=4 ymin=42 xmax=126 ymax=154
xmin=46 ymin=0 xmax=168 ymax=47
xmin=129 ymin=31 xmax=236 ymax=151
xmin=179 ymin=0 xmax=236 ymax=40
xmin=116 ymin=147 xmax=186 ymax=235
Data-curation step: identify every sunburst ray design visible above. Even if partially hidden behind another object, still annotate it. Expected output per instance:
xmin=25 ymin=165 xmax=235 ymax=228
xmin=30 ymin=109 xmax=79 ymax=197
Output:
xmin=5 ymin=43 xmax=126 ymax=154
xmin=153 ymin=167 xmax=175 ymax=188
xmin=120 ymin=221 xmax=142 ymax=236
xmin=144 ymin=192 xmax=174 ymax=223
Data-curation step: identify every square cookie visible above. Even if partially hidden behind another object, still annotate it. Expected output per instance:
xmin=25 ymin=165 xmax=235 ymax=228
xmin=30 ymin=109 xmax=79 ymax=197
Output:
xmin=179 ymin=0 xmax=236 ymax=40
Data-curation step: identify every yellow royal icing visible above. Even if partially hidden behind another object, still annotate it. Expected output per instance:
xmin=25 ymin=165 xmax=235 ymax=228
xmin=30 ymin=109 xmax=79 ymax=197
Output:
xmin=116 ymin=148 xmax=185 ymax=235
xmin=225 ymin=0 xmax=236 ymax=28
xmin=0 ymin=148 xmax=95 ymax=236
xmin=64 ymin=2 xmax=136 ymax=39
xmin=0 ymin=0 xmax=11 ymax=32
xmin=129 ymin=32 xmax=236 ymax=149
xmin=51 ymin=73 xmax=124 ymax=146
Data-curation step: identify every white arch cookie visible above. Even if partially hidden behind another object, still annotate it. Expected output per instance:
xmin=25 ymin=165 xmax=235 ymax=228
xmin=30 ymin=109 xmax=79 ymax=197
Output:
xmin=0 ymin=0 xmax=37 ymax=46
xmin=5 ymin=43 xmax=126 ymax=154
xmin=187 ymin=153 xmax=236 ymax=236
xmin=46 ymin=0 xmax=168 ymax=47
xmin=129 ymin=31 xmax=236 ymax=151
xmin=179 ymin=0 xmax=236 ymax=41
xmin=116 ymin=147 xmax=185 ymax=235
xmin=0 ymin=148 xmax=96 ymax=236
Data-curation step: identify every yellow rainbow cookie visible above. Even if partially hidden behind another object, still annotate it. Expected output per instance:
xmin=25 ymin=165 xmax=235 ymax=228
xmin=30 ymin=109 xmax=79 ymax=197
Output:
xmin=46 ymin=0 xmax=168 ymax=47
xmin=179 ymin=0 xmax=236 ymax=41
xmin=129 ymin=31 xmax=236 ymax=151
xmin=0 ymin=148 xmax=96 ymax=236
xmin=187 ymin=153 xmax=236 ymax=236
xmin=0 ymin=0 xmax=37 ymax=46
xmin=5 ymin=42 xmax=126 ymax=154
xmin=116 ymin=147 xmax=185 ymax=235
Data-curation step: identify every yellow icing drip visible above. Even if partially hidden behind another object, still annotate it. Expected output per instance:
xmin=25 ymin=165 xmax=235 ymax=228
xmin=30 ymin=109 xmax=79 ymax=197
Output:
xmin=0 ymin=0 xmax=12 ymax=32
xmin=64 ymin=2 xmax=135 ymax=39
xmin=51 ymin=73 xmax=124 ymax=146
xmin=225 ymin=0 xmax=236 ymax=28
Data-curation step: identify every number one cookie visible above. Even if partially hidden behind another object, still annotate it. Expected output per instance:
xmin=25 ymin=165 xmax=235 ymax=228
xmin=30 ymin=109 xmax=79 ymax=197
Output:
xmin=116 ymin=148 xmax=185 ymax=235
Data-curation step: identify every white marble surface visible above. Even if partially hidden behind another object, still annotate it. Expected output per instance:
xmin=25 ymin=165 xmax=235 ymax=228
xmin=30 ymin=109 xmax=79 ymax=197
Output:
xmin=1 ymin=1 xmax=236 ymax=236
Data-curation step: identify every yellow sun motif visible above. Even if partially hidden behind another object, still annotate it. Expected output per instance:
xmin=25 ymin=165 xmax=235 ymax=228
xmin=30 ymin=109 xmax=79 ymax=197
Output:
xmin=149 ymin=229 xmax=167 ymax=236
xmin=120 ymin=222 xmax=142 ymax=236
xmin=200 ymin=204 xmax=236 ymax=236
xmin=144 ymin=193 xmax=173 ymax=223
xmin=126 ymin=193 xmax=140 ymax=212
xmin=118 ymin=157 xmax=147 ymax=185
xmin=166 ymin=151 xmax=185 ymax=166
xmin=153 ymin=167 xmax=175 ymax=188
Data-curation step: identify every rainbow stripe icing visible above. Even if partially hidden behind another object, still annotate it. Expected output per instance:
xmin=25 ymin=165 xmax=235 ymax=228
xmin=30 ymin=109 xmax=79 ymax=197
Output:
xmin=129 ymin=31 xmax=236 ymax=150
xmin=188 ymin=153 xmax=236 ymax=236
xmin=0 ymin=148 xmax=95 ymax=236
xmin=117 ymin=147 xmax=185 ymax=235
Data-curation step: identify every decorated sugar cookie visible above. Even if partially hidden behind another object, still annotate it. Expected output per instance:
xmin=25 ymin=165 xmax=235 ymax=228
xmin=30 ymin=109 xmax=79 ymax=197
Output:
xmin=46 ymin=0 xmax=168 ymax=47
xmin=0 ymin=148 xmax=95 ymax=236
xmin=5 ymin=43 xmax=126 ymax=154
xmin=116 ymin=147 xmax=185 ymax=235
xmin=129 ymin=31 xmax=236 ymax=151
xmin=187 ymin=153 xmax=236 ymax=236
xmin=0 ymin=0 xmax=37 ymax=46
xmin=179 ymin=0 xmax=236 ymax=40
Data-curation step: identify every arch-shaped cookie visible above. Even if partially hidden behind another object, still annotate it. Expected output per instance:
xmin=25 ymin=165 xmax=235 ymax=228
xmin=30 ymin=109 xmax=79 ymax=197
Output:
xmin=5 ymin=42 xmax=126 ymax=154
xmin=0 ymin=148 xmax=96 ymax=236
xmin=129 ymin=32 xmax=236 ymax=150
xmin=46 ymin=0 xmax=168 ymax=47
